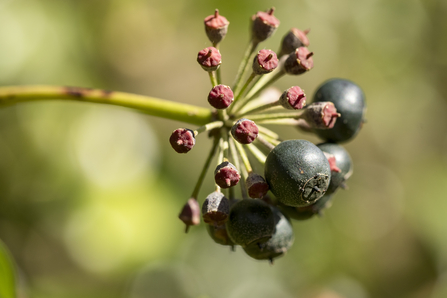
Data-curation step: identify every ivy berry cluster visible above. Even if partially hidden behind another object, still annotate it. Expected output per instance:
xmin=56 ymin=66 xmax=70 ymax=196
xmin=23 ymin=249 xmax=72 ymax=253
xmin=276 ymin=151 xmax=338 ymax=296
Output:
xmin=175 ymin=8 xmax=366 ymax=263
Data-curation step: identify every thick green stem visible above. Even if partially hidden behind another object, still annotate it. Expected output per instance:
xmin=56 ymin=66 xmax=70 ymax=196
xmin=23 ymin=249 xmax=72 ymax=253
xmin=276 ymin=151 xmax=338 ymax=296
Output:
xmin=0 ymin=85 xmax=213 ymax=126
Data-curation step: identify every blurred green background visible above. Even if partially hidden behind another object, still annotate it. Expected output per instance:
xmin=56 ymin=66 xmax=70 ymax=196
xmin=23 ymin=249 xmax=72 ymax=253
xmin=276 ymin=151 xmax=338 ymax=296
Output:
xmin=0 ymin=0 xmax=446 ymax=297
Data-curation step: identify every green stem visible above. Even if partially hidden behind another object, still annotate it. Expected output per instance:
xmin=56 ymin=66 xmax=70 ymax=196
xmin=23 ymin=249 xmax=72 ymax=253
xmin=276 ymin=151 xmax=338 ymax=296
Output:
xmin=0 ymin=85 xmax=212 ymax=126
xmin=244 ymin=69 xmax=285 ymax=102
xmin=234 ymin=100 xmax=279 ymax=118
xmin=244 ymin=111 xmax=304 ymax=122
xmin=230 ymin=72 xmax=257 ymax=114
xmin=191 ymin=137 xmax=220 ymax=199
xmin=209 ymin=72 xmax=218 ymax=87
xmin=232 ymin=40 xmax=258 ymax=96
xmin=194 ymin=121 xmax=224 ymax=136
xmin=246 ymin=144 xmax=267 ymax=165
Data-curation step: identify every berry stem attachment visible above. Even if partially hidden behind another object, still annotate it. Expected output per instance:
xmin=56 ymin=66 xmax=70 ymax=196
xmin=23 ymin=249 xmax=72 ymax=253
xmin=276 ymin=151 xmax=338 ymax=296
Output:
xmin=246 ymin=144 xmax=267 ymax=165
xmin=233 ymin=140 xmax=253 ymax=174
xmin=190 ymin=137 xmax=220 ymax=199
xmin=232 ymin=40 xmax=259 ymax=97
xmin=209 ymin=71 xmax=218 ymax=87
xmin=0 ymin=85 xmax=212 ymax=126
xmin=194 ymin=121 xmax=224 ymax=136
xmin=228 ymin=137 xmax=249 ymax=199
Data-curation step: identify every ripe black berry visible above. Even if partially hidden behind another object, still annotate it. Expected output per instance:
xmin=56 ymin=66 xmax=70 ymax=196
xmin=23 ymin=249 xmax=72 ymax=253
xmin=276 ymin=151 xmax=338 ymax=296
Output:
xmin=317 ymin=142 xmax=353 ymax=194
xmin=279 ymin=193 xmax=334 ymax=220
xmin=312 ymin=78 xmax=366 ymax=143
xmin=264 ymin=140 xmax=331 ymax=207
xmin=243 ymin=206 xmax=294 ymax=262
xmin=226 ymin=199 xmax=275 ymax=247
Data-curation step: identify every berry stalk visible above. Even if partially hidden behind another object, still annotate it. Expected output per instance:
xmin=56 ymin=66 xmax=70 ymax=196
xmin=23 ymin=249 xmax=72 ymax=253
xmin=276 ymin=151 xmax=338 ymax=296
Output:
xmin=0 ymin=85 xmax=213 ymax=126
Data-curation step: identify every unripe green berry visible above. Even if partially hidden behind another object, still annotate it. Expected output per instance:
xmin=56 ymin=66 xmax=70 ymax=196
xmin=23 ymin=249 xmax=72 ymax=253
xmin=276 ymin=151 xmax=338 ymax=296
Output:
xmin=264 ymin=140 xmax=331 ymax=207
xmin=226 ymin=199 xmax=275 ymax=247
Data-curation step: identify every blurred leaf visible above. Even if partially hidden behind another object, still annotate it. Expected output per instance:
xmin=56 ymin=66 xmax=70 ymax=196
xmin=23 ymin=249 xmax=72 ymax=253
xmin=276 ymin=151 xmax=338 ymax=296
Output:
xmin=0 ymin=239 xmax=16 ymax=298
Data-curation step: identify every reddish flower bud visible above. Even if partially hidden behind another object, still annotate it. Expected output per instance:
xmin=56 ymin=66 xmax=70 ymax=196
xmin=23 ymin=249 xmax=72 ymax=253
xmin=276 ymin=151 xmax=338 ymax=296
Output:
xmin=231 ymin=118 xmax=259 ymax=144
xmin=214 ymin=161 xmax=241 ymax=188
xmin=302 ymin=102 xmax=341 ymax=129
xmin=246 ymin=173 xmax=270 ymax=199
xmin=202 ymin=191 xmax=230 ymax=226
xmin=251 ymin=8 xmax=280 ymax=43
xmin=169 ymin=128 xmax=195 ymax=153
xmin=178 ymin=198 xmax=200 ymax=233
xmin=252 ymin=49 xmax=279 ymax=75
xmin=279 ymin=86 xmax=306 ymax=110
xmin=284 ymin=47 xmax=314 ymax=75
xmin=279 ymin=28 xmax=310 ymax=57
xmin=204 ymin=9 xmax=229 ymax=45
xmin=197 ymin=47 xmax=222 ymax=71
xmin=208 ymin=84 xmax=234 ymax=109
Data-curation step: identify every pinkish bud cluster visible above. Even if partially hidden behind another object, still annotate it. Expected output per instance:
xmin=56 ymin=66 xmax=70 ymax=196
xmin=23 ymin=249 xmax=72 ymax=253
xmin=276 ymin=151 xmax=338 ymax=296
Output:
xmin=169 ymin=128 xmax=195 ymax=153
xmin=197 ymin=47 xmax=222 ymax=71
xmin=204 ymin=9 xmax=230 ymax=45
xmin=251 ymin=8 xmax=280 ymax=42
xmin=208 ymin=84 xmax=234 ymax=109
xmin=214 ymin=161 xmax=241 ymax=188
xmin=284 ymin=47 xmax=314 ymax=75
xmin=280 ymin=86 xmax=306 ymax=110
xmin=279 ymin=28 xmax=310 ymax=56
xmin=231 ymin=118 xmax=259 ymax=144
xmin=252 ymin=49 xmax=279 ymax=75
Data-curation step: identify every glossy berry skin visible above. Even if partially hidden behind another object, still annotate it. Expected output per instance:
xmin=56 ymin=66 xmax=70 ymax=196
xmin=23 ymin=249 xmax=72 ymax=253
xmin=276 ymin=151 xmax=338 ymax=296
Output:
xmin=265 ymin=140 xmax=331 ymax=207
xmin=317 ymin=142 xmax=353 ymax=195
xmin=312 ymin=78 xmax=366 ymax=143
xmin=226 ymin=199 xmax=275 ymax=247
xmin=243 ymin=206 xmax=294 ymax=262
xmin=279 ymin=193 xmax=333 ymax=220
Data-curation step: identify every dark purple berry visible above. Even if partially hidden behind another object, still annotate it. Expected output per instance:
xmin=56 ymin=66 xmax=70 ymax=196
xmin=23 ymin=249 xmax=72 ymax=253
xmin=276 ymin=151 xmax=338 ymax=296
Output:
xmin=252 ymin=49 xmax=279 ymax=75
xmin=264 ymin=140 xmax=331 ymax=207
xmin=197 ymin=47 xmax=222 ymax=71
xmin=279 ymin=28 xmax=310 ymax=57
xmin=243 ymin=206 xmax=294 ymax=262
xmin=317 ymin=142 xmax=353 ymax=194
xmin=284 ymin=47 xmax=314 ymax=75
xmin=202 ymin=191 xmax=230 ymax=226
xmin=251 ymin=8 xmax=280 ymax=43
xmin=279 ymin=86 xmax=306 ymax=110
xmin=312 ymin=78 xmax=366 ymax=143
xmin=214 ymin=161 xmax=241 ymax=189
xmin=231 ymin=118 xmax=259 ymax=144
xmin=208 ymin=85 xmax=234 ymax=109
xmin=169 ymin=128 xmax=195 ymax=153
xmin=204 ymin=9 xmax=229 ymax=45
xmin=246 ymin=173 xmax=269 ymax=199
xmin=178 ymin=198 xmax=200 ymax=232
xmin=226 ymin=199 xmax=275 ymax=247
xmin=301 ymin=102 xmax=341 ymax=129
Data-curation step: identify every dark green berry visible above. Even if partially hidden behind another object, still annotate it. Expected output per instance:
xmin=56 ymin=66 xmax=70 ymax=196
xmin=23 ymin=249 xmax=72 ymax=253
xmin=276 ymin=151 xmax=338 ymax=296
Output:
xmin=226 ymin=199 xmax=275 ymax=247
xmin=317 ymin=142 xmax=353 ymax=194
xmin=312 ymin=78 xmax=366 ymax=143
xmin=264 ymin=140 xmax=331 ymax=207
xmin=243 ymin=206 xmax=294 ymax=262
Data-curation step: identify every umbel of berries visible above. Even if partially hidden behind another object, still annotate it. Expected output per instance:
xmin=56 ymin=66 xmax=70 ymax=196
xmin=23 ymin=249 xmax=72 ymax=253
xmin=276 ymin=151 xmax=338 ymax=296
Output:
xmin=265 ymin=140 xmax=331 ymax=207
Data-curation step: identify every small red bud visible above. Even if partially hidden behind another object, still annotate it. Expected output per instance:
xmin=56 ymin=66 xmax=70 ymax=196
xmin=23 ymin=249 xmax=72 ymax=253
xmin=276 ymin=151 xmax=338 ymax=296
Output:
xmin=284 ymin=47 xmax=314 ymax=75
xmin=169 ymin=128 xmax=195 ymax=153
xmin=204 ymin=9 xmax=230 ymax=45
xmin=246 ymin=173 xmax=270 ymax=199
xmin=178 ymin=198 xmax=200 ymax=233
xmin=279 ymin=28 xmax=310 ymax=56
xmin=252 ymin=49 xmax=279 ymax=75
xmin=251 ymin=8 xmax=280 ymax=43
xmin=302 ymin=102 xmax=340 ymax=129
xmin=208 ymin=84 xmax=234 ymax=109
xmin=202 ymin=191 xmax=230 ymax=226
xmin=279 ymin=86 xmax=306 ymax=110
xmin=197 ymin=47 xmax=222 ymax=71
xmin=214 ymin=161 xmax=241 ymax=189
xmin=231 ymin=118 xmax=259 ymax=144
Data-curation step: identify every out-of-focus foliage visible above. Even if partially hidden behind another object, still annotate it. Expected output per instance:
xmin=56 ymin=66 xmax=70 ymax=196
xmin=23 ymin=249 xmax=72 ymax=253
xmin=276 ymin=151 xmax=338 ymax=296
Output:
xmin=0 ymin=0 xmax=447 ymax=297
xmin=0 ymin=239 xmax=16 ymax=298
